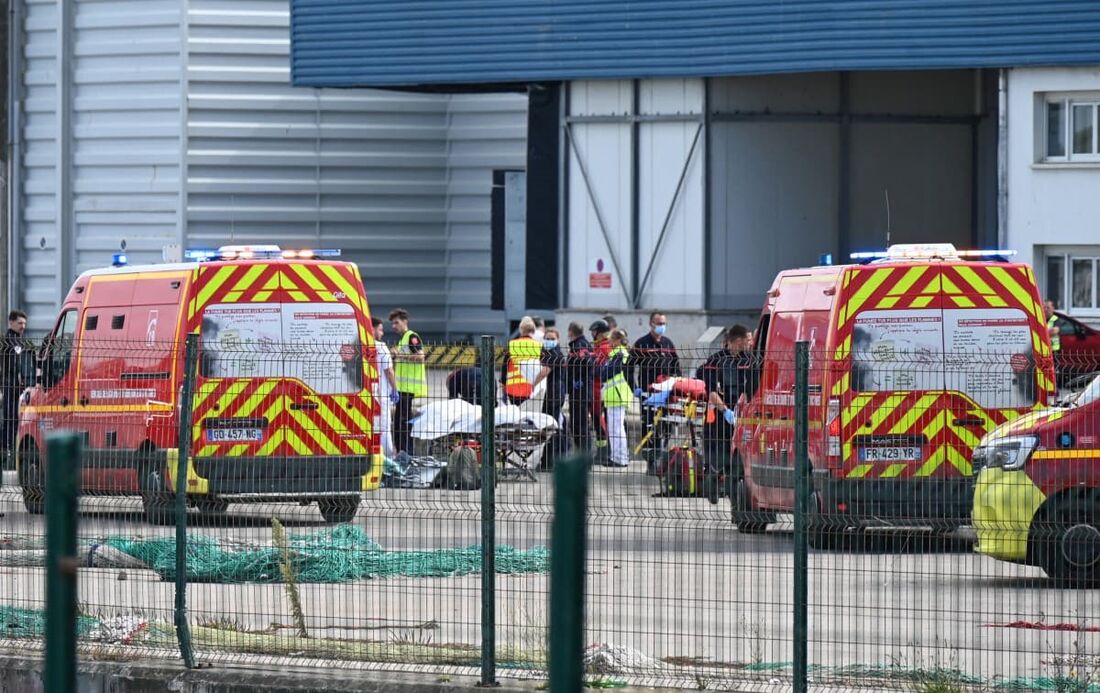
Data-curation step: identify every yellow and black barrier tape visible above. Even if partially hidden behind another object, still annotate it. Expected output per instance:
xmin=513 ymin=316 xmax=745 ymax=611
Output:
xmin=423 ymin=345 xmax=508 ymax=370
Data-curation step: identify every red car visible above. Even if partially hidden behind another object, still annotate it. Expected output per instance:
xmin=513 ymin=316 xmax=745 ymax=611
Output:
xmin=1052 ymin=311 xmax=1100 ymax=384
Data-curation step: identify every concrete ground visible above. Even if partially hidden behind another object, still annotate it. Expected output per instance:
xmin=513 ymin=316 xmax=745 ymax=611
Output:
xmin=3 ymin=462 xmax=1099 ymax=691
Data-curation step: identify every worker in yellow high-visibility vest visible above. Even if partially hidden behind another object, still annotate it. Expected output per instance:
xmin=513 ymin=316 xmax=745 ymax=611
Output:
xmin=1044 ymin=298 xmax=1062 ymax=388
xmin=389 ymin=308 xmax=426 ymax=454
xmin=502 ymin=316 xmax=543 ymax=404
xmin=599 ymin=329 xmax=636 ymax=468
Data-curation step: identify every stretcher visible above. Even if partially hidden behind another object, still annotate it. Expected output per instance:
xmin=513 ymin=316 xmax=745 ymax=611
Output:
xmin=404 ymin=400 xmax=560 ymax=485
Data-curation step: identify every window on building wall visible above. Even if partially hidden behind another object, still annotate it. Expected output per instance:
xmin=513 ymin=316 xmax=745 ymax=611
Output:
xmin=1044 ymin=95 xmax=1100 ymax=162
xmin=1046 ymin=250 xmax=1100 ymax=314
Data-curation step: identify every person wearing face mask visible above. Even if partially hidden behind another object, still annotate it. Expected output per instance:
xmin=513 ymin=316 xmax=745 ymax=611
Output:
xmin=629 ymin=311 xmax=681 ymax=472
xmin=699 ymin=325 xmax=757 ymax=504
xmin=531 ymin=327 xmax=567 ymax=424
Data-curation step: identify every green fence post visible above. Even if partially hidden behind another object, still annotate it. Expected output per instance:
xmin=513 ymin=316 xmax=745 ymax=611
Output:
xmin=45 ymin=432 xmax=81 ymax=693
xmin=478 ymin=335 xmax=498 ymax=687
xmin=174 ymin=334 xmax=198 ymax=669
xmin=793 ymin=341 xmax=810 ymax=693
xmin=549 ymin=453 xmax=590 ymax=693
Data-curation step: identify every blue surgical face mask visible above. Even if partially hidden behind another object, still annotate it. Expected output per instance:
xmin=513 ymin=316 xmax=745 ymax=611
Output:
xmin=654 ymin=324 xmax=667 ymax=336
xmin=544 ymin=339 xmax=558 ymax=349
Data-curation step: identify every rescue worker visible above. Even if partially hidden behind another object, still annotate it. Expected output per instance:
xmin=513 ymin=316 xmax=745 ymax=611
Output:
xmin=1045 ymin=299 xmax=1062 ymax=386
xmin=600 ymin=329 xmax=635 ymax=467
xmin=566 ymin=322 xmax=595 ymax=450
xmin=532 ymin=316 xmax=546 ymax=343
xmin=501 ymin=316 xmax=542 ymax=404
xmin=629 ymin=311 xmax=681 ymax=471
xmin=371 ymin=317 xmax=400 ymax=459
xmin=602 ymin=314 xmax=618 ymax=331
xmin=447 ymin=366 xmax=482 ymax=405
xmin=531 ymin=326 xmax=568 ymax=424
xmin=0 ymin=310 xmax=32 ymax=472
xmin=389 ymin=308 xmax=426 ymax=455
xmin=589 ymin=319 xmax=613 ymax=462
xmin=699 ymin=325 xmax=757 ymax=504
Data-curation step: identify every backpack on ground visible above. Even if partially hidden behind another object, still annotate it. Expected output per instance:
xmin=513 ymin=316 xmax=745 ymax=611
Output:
xmin=658 ymin=446 xmax=703 ymax=497
xmin=445 ymin=442 xmax=482 ymax=490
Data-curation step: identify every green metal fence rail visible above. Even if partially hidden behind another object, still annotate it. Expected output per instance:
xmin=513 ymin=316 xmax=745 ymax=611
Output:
xmin=2 ymin=336 xmax=1098 ymax=691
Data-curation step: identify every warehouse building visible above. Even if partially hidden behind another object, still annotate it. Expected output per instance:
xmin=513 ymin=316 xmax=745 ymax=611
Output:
xmin=5 ymin=0 xmax=527 ymax=337
xmin=290 ymin=1 xmax=1100 ymax=335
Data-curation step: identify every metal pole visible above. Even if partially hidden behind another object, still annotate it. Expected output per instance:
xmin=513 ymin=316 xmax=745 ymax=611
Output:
xmin=792 ymin=341 xmax=810 ymax=693
xmin=45 ymin=432 xmax=81 ymax=693
xmin=549 ymin=453 xmax=590 ymax=693
xmin=174 ymin=334 xmax=198 ymax=668
xmin=478 ymin=335 xmax=498 ymax=687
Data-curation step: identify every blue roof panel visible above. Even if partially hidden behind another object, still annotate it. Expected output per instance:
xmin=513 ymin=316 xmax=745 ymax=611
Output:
xmin=290 ymin=0 xmax=1100 ymax=87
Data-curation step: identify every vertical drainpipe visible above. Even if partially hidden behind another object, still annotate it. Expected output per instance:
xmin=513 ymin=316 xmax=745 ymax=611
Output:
xmin=56 ymin=0 xmax=73 ymax=305
xmin=7 ymin=0 xmax=25 ymax=309
xmin=630 ymin=80 xmax=640 ymax=309
xmin=997 ymin=69 xmax=1008 ymax=249
xmin=837 ymin=72 xmax=851 ymax=261
xmin=558 ymin=83 xmax=570 ymax=309
xmin=702 ymin=77 xmax=711 ymax=313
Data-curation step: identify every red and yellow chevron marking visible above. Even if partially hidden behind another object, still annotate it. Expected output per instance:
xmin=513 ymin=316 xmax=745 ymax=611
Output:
xmin=191 ymin=378 xmax=376 ymax=458
xmin=183 ymin=259 xmax=377 ymax=460
xmin=839 ymin=391 xmax=1019 ymax=479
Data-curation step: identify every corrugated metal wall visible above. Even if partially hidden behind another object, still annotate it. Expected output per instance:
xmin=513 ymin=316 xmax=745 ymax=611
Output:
xmin=290 ymin=0 xmax=1100 ymax=88
xmin=17 ymin=0 xmax=183 ymax=331
xmin=12 ymin=0 xmax=526 ymax=337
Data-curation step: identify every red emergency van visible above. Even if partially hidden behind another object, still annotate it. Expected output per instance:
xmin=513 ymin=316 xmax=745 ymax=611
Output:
xmin=973 ymin=374 xmax=1100 ymax=583
xmin=17 ymin=246 xmax=382 ymax=524
xmin=731 ymin=244 xmax=1056 ymax=547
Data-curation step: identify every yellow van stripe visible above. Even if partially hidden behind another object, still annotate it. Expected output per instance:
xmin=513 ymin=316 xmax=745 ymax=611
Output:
xmin=880 ymin=463 xmax=907 ymax=478
xmin=841 ymin=268 xmax=893 ymax=327
xmin=257 ymin=429 xmax=285 ymax=456
xmin=319 ymin=264 xmax=364 ymax=313
xmin=914 ymin=447 xmax=945 ymax=477
xmin=195 ymin=266 xmax=237 ymax=311
xmin=887 ymin=266 xmax=928 ymax=297
xmin=283 ymin=428 xmax=313 ymax=456
xmin=233 ymin=263 xmax=267 ymax=293
xmin=911 ymin=295 xmax=934 ymax=308
xmin=290 ymin=264 xmax=335 ymax=301
xmin=987 ymin=266 xmax=1038 ymax=319
xmin=288 ymin=409 xmax=339 ymax=454
xmin=940 ymin=274 xmax=964 ymax=295
xmin=953 ymin=267 xmax=1007 ymax=306
xmin=848 ymin=463 xmax=873 ymax=478
xmin=946 ymin=446 xmax=972 ymax=475
xmin=888 ymin=394 xmax=937 ymax=434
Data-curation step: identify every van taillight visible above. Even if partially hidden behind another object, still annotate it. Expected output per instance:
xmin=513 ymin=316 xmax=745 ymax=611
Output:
xmin=826 ymin=398 xmax=841 ymax=457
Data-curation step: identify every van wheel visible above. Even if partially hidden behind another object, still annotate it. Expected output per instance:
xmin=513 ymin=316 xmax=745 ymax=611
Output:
xmin=318 ymin=496 xmax=360 ymax=524
xmin=808 ymin=492 xmax=846 ymax=550
xmin=140 ymin=464 xmax=175 ymax=526
xmin=733 ymin=478 xmax=774 ymax=534
xmin=1038 ymin=498 xmax=1100 ymax=586
xmin=19 ymin=443 xmax=44 ymax=515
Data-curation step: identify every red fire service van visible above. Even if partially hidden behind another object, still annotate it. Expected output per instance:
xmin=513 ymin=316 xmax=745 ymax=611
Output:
xmin=17 ymin=245 xmax=381 ymax=524
xmin=731 ymin=244 xmax=1056 ymax=547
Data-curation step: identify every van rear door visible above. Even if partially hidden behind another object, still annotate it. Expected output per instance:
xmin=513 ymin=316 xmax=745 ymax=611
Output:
xmin=189 ymin=261 xmax=374 ymax=464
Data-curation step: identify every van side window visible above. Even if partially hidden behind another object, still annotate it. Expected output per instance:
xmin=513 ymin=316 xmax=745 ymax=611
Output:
xmin=111 ymin=315 xmax=125 ymax=330
xmin=43 ymin=309 xmax=79 ymax=388
xmin=84 ymin=314 xmax=98 ymax=331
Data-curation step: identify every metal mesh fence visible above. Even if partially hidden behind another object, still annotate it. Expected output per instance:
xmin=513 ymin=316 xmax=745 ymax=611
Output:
xmin=1 ymin=333 xmax=1098 ymax=690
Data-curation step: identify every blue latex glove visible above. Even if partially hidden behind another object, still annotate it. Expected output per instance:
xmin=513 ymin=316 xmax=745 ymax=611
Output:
xmin=633 ymin=388 xmax=643 ymax=398
xmin=390 ymin=390 xmax=401 ymax=405
xmin=723 ymin=408 xmax=736 ymax=425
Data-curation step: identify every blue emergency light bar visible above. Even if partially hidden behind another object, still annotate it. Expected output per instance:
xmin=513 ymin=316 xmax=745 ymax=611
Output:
xmin=183 ymin=246 xmax=341 ymax=262
xmin=112 ymin=253 xmax=128 ymax=267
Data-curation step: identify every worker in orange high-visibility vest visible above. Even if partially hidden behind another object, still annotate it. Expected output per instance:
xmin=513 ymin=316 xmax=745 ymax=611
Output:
xmin=501 ymin=316 xmax=543 ymax=404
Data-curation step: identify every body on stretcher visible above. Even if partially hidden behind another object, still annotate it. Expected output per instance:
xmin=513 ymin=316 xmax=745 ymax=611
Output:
xmin=403 ymin=400 xmax=560 ymax=485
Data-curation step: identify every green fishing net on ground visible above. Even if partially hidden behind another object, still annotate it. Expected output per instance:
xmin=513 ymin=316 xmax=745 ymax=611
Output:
xmin=104 ymin=525 xmax=549 ymax=584
xmin=0 ymin=605 xmax=98 ymax=639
